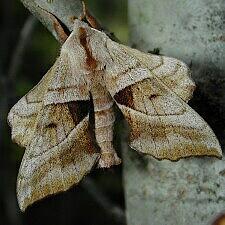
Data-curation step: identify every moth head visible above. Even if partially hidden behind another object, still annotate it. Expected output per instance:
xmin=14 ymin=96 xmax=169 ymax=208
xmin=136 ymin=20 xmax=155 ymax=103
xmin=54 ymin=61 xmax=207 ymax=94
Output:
xmin=72 ymin=19 xmax=107 ymax=39
xmin=63 ymin=19 xmax=110 ymax=71
xmin=73 ymin=19 xmax=90 ymax=32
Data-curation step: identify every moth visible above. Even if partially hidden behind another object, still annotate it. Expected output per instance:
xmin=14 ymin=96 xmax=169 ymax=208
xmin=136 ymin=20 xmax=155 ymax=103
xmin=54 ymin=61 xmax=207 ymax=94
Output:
xmin=8 ymin=19 xmax=222 ymax=211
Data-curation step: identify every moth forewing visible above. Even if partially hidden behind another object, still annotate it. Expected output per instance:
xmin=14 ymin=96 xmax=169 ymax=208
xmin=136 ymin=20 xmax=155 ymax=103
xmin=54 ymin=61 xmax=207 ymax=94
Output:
xmin=17 ymin=114 xmax=99 ymax=211
xmin=8 ymin=31 xmax=101 ymax=211
xmin=110 ymin=43 xmax=196 ymax=103
xmin=103 ymin=37 xmax=222 ymax=160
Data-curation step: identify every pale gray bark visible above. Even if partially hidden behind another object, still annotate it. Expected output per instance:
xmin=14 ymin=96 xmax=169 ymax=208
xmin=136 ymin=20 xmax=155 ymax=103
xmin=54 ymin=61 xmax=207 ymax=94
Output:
xmin=124 ymin=0 xmax=225 ymax=224
xmin=21 ymin=0 xmax=83 ymax=38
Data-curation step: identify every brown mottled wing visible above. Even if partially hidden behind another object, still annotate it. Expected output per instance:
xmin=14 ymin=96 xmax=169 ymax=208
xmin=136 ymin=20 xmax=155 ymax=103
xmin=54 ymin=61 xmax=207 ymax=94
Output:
xmin=7 ymin=63 xmax=56 ymax=147
xmin=17 ymin=103 xmax=99 ymax=211
xmin=104 ymin=39 xmax=222 ymax=160
xmin=7 ymin=48 xmax=90 ymax=147
xmin=112 ymin=44 xmax=196 ymax=103
xmin=8 ymin=52 xmax=99 ymax=211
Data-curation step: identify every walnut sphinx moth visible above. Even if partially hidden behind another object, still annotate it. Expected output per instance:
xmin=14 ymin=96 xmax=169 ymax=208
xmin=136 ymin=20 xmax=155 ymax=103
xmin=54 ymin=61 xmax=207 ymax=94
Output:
xmin=8 ymin=19 xmax=222 ymax=211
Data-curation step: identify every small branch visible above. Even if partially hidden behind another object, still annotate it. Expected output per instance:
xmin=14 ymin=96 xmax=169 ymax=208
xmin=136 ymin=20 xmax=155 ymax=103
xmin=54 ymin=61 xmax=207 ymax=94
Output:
xmin=81 ymin=177 xmax=126 ymax=224
xmin=20 ymin=0 xmax=83 ymax=40
xmin=8 ymin=15 xmax=37 ymax=82
xmin=0 ymin=15 xmax=37 ymax=225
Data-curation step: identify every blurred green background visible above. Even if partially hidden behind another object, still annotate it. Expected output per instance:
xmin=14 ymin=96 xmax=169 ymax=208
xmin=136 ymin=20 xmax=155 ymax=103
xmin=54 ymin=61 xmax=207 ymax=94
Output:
xmin=0 ymin=1 xmax=127 ymax=225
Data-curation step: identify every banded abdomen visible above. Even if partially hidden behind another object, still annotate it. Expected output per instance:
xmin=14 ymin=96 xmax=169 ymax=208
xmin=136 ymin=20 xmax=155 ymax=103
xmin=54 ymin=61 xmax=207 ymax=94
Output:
xmin=91 ymin=83 xmax=121 ymax=168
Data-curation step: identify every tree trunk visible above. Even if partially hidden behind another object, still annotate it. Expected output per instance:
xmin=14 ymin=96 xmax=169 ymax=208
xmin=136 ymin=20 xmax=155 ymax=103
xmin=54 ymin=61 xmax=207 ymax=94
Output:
xmin=124 ymin=0 xmax=225 ymax=224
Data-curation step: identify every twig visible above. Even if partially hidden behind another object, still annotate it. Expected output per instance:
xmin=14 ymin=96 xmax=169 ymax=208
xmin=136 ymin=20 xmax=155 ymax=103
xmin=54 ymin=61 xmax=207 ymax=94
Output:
xmin=8 ymin=15 xmax=37 ymax=82
xmin=20 ymin=0 xmax=83 ymax=36
xmin=81 ymin=177 xmax=126 ymax=224
xmin=0 ymin=15 xmax=38 ymax=225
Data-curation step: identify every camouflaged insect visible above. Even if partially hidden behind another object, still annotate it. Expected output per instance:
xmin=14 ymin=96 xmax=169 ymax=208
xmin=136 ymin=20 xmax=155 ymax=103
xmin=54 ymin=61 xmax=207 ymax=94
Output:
xmin=8 ymin=20 xmax=222 ymax=211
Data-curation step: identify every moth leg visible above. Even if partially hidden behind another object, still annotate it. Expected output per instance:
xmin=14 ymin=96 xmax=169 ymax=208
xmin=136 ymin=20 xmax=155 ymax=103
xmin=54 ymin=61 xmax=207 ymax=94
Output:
xmin=92 ymin=85 xmax=121 ymax=168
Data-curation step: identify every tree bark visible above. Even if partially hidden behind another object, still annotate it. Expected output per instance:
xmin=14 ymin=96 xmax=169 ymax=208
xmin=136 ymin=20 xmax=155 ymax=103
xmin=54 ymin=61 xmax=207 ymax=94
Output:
xmin=124 ymin=0 xmax=225 ymax=224
xmin=20 ymin=0 xmax=83 ymax=41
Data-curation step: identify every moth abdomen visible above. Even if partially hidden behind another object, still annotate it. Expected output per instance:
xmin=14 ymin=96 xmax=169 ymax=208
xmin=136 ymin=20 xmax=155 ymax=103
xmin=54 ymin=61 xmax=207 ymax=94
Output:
xmin=91 ymin=84 xmax=121 ymax=167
